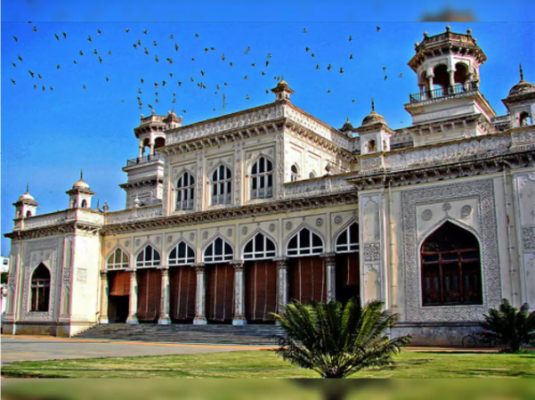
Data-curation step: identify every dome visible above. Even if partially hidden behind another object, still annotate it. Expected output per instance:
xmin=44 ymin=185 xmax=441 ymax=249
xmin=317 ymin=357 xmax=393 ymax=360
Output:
xmin=72 ymin=179 xmax=90 ymax=190
xmin=18 ymin=192 xmax=35 ymax=202
xmin=361 ymin=110 xmax=386 ymax=126
xmin=508 ymin=80 xmax=535 ymax=97
xmin=340 ymin=118 xmax=354 ymax=132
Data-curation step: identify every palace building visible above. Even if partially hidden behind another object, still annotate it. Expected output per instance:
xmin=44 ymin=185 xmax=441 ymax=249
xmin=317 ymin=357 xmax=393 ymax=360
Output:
xmin=3 ymin=28 xmax=535 ymax=345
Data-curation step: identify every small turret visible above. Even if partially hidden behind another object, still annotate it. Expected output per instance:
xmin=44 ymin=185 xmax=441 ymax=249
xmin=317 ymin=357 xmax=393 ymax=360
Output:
xmin=271 ymin=80 xmax=294 ymax=101
xmin=502 ymin=64 xmax=535 ymax=127
xmin=13 ymin=184 xmax=38 ymax=219
xmin=66 ymin=170 xmax=94 ymax=209
xmin=356 ymin=99 xmax=392 ymax=155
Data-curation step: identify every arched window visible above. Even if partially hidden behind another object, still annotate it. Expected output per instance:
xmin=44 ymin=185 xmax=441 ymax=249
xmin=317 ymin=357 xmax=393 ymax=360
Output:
xmin=31 ymin=263 xmax=50 ymax=312
xmin=519 ymin=111 xmax=532 ymax=127
xmin=336 ymin=223 xmax=359 ymax=253
xmin=421 ymin=221 xmax=482 ymax=306
xmin=176 ymin=171 xmax=195 ymax=210
xmin=432 ymin=64 xmax=449 ymax=95
xmin=250 ymin=157 xmax=273 ymax=199
xmin=454 ymin=62 xmax=469 ymax=86
xmin=169 ymin=241 xmax=195 ymax=266
xmin=309 ymin=171 xmax=317 ymax=179
xmin=26 ymin=210 xmax=33 ymax=217
xmin=290 ymin=164 xmax=299 ymax=182
xmin=81 ymin=199 xmax=88 ymax=208
xmin=367 ymin=140 xmax=376 ymax=153
xmin=107 ymin=248 xmax=129 ymax=270
xmin=243 ymin=233 xmax=276 ymax=260
xmin=287 ymin=228 xmax=324 ymax=256
xmin=204 ymin=237 xmax=233 ymax=263
xmin=211 ymin=165 xmax=232 ymax=205
xmin=136 ymin=245 xmax=161 ymax=268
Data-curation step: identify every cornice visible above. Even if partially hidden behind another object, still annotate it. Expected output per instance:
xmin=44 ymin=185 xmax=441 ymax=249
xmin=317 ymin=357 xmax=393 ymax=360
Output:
xmin=5 ymin=221 xmax=102 ymax=240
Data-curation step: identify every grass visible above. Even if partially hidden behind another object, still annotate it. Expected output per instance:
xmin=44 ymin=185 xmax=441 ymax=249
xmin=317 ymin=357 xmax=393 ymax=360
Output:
xmin=2 ymin=349 xmax=535 ymax=379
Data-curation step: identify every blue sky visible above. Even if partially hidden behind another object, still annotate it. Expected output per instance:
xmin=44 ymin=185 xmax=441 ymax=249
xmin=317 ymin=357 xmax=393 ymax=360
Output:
xmin=1 ymin=0 xmax=534 ymax=255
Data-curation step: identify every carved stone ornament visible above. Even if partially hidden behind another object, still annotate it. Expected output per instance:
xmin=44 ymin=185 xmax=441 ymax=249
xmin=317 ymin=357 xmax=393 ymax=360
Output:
xmin=363 ymin=242 xmax=380 ymax=262
xmin=401 ymin=179 xmax=500 ymax=322
xmin=316 ymin=218 xmax=323 ymax=227
xmin=125 ymin=240 xmax=130 ymax=247
xmin=461 ymin=205 xmax=473 ymax=219
xmin=189 ymin=232 xmax=195 ymax=241
xmin=167 ymin=235 xmax=173 ymax=243
xmin=241 ymin=226 xmax=248 ymax=236
xmin=334 ymin=215 xmax=343 ymax=225
xmin=421 ymin=209 xmax=433 ymax=221
xmin=442 ymin=202 xmax=452 ymax=212
xmin=135 ymin=238 xmax=140 ymax=246
xmin=269 ymin=223 xmax=276 ymax=233
xmin=522 ymin=226 xmax=535 ymax=251
xmin=226 ymin=228 xmax=233 ymax=237
xmin=202 ymin=231 xmax=208 ymax=240
xmin=285 ymin=221 xmax=293 ymax=231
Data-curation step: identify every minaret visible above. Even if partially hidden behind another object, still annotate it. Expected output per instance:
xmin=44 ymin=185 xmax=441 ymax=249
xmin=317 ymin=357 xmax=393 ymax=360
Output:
xmin=356 ymin=99 xmax=393 ymax=155
xmin=502 ymin=64 xmax=535 ymax=128
xmin=405 ymin=27 xmax=496 ymax=146
xmin=13 ymin=184 xmax=38 ymax=219
xmin=66 ymin=170 xmax=94 ymax=209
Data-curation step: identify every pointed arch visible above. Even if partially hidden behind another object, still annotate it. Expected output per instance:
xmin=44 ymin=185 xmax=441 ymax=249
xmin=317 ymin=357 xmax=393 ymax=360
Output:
xmin=335 ymin=222 xmax=359 ymax=253
xmin=136 ymin=244 xmax=161 ymax=268
xmin=176 ymin=170 xmax=195 ymax=210
xmin=106 ymin=247 xmax=129 ymax=270
xmin=243 ymin=232 xmax=276 ymax=260
xmin=211 ymin=163 xmax=232 ymax=205
xmin=290 ymin=164 xmax=300 ymax=182
xmin=168 ymin=240 xmax=195 ymax=266
xmin=286 ymin=226 xmax=324 ymax=257
xmin=31 ymin=263 xmax=50 ymax=312
xmin=203 ymin=236 xmax=233 ymax=263
xmin=250 ymin=156 xmax=273 ymax=199
xmin=420 ymin=221 xmax=482 ymax=306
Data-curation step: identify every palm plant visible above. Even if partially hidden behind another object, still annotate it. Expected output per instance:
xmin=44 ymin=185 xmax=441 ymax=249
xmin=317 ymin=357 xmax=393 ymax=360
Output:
xmin=272 ymin=299 xmax=411 ymax=378
xmin=480 ymin=299 xmax=535 ymax=352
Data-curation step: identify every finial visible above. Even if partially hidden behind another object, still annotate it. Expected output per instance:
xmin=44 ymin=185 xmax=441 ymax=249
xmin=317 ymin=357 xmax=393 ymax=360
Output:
xmin=26 ymin=182 xmax=29 ymax=193
xmin=371 ymin=98 xmax=375 ymax=112
xmin=519 ymin=64 xmax=524 ymax=81
xmin=445 ymin=25 xmax=451 ymax=33
xmin=346 ymin=117 xmax=350 ymax=123
xmin=466 ymin=28 xmax=472 ymax=36
xmin=96 ymin=199 xmax=100 ymax=210
xmin=80 ymin=169 xmax=83 ymax=180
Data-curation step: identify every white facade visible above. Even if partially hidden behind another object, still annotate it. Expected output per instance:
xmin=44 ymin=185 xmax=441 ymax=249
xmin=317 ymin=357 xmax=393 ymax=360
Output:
xmin=3 ymin=29 xmax=535 ymax=345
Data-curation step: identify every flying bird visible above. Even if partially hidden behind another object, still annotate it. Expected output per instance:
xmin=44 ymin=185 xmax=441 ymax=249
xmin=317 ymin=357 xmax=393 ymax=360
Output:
xmin=376 ymin=25 xmax=381 ymax=32
xmin=10 ymin=79 xmax=16 ymax=85
xmin=62 ymin=32 xmax=67 ymax=39
xmin=13 ymin=35 xmax=18 ymax=42
xmin=54 ymin=33 xmax=60 ymax=40
xmin=87 ymin=35 xmax=92 ymax=42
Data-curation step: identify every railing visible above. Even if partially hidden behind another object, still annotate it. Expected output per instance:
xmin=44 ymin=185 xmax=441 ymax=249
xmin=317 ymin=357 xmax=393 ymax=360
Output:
xmin=409 ymin=81 xmax=479 ymax=103
xmin=126 ymin=153 xmax=162 ymax=167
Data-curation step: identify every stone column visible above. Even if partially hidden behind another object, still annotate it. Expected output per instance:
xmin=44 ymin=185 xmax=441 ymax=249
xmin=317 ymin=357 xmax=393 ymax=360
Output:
xmin=138 ymin=141 xmax=143 ymax=159
xmin=427 ymin=76 xmax=434 ymax=97
xmin=448 ymin=68 xmax=456 ymax=92
xmin=275 ymin=258 xmax=288 ymax=314
xmin=232 ymin=261 xmax=246 ymax=326
xmin=99 ymin=270 xmax=109 ymax=324
xmin=126 ymin=270 xmax=139 ymax=324
xmin=158 ymin=267 xmax=171 ymax=325
xmin=193 ymin=264 xmax=207 ymax=325
xmin=322 ymin=253 xmax=337 ymax=302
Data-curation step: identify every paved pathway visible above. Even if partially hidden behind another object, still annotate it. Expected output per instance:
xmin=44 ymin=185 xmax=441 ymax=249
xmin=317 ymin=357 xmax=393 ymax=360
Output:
xmin=1 ymin=335 xmax=274 ymax=364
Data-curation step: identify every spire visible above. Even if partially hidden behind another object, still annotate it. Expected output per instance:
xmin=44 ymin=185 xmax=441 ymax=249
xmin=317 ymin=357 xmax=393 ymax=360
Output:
xmin=519 ymin=64 xmax=524 ymax=81
xmin=26 ymin=182 xmax=29 ymax=193
xmin=371 ymin=98 xmax=375 ymax=112
xmin=80 ymin=169 xmax=83 ymax=180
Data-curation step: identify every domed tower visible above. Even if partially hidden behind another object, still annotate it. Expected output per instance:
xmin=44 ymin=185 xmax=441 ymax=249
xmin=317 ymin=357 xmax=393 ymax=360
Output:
xmin=502 ymin=65 xmax=535 ymax=128
xmin=13 ymin=185 xmax=38 ymax=219
xmin=134 ymin=111 xmax=182 ymax=159
xmin=271 ymin=80 xmax=294 ymax=101
xmin=66 ymin=171 xmax=94 ymax=209
xmin=356 ymin=100 xmax=393 ymax=155
xmin=405 ymin=27 xmax=496 ymax=146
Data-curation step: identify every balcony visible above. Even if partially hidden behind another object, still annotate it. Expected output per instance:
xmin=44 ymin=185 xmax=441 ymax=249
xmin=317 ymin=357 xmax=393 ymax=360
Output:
xmin=409 ymin=81 xmax=479 ymax=104
xmin=125 ymin=153 xmax=162 ymax=167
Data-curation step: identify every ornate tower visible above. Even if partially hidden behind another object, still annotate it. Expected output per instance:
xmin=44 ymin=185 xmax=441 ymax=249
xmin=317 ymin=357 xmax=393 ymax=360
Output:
xmin=502 ymin=65 xmax=535 ymax=128
xmin=122 ymin=111 xmax=182 ymax=208
xmin=66 ymin=171 xmax=94 ymax=209
xmin=13 ymin=185 xmax=38 ymax=219
xmin=405 ymin=27 xmax=496 ymax=146
xmin=356 ymin=100 xmax=392 ymax=155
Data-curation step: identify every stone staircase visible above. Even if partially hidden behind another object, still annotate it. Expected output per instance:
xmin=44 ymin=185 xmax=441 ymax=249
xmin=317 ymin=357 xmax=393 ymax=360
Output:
xmin=75 ymin=323 xmax=285 ymax=345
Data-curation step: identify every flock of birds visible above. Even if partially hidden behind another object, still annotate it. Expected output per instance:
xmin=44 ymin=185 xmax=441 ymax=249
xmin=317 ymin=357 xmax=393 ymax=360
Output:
xmin=9 ymin=22 xmax=404 ymax=119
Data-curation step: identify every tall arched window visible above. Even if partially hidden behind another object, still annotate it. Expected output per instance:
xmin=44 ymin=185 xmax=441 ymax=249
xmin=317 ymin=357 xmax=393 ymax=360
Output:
xmin=169 ymin=241 xmax=195 ymax=266
xmin=519 ymin=111 xmax=532 ymax=127
xmin=136 ymin=245 xmax=161 ymax=268
xmin=243 ymin=233 xmax=276 ymax=260
xmin=335 ymin=223 xmax=359 ymax=253
xmin=211 ymin=165 xmax=232 ymax=205
xmin=250 ymin=157 xmax=273 ymax=199
xmin=204 ymin=237 xmax=233 ymax=263
xmin=421 ymin=221 xmax=482 ymax=306
xmin=287 ymin=228 xmax=324 ymax=256
xmin=81 ymin=199 xmax=88 ymax=208
xmin=176 ymin=171 xmax=195 ymax=210
xmin=107 ymin=248 xmax=129 ymax=270
xmin=31 ymin=263 xmax=50 ymax=312
xmin=290 ymin=164 xmax=299 ymax=182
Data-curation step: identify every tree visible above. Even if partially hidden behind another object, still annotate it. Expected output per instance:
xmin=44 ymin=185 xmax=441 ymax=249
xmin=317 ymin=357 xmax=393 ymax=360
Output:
xmin=272 ymin=299 xmax=411 ymax=378
xmin=480 ymin=299 xmax=535 ymax=352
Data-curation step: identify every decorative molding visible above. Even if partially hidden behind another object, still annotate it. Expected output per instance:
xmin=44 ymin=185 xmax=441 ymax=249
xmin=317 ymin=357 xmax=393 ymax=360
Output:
xmin=363 ymin=242 xmax=380 ymax=262
xmin=522 ymin=226 xmax=535 ymax=251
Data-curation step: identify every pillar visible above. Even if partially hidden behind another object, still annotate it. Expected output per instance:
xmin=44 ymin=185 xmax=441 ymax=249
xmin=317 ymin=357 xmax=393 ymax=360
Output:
xmin=158 ymin=267 xmax=171 ymax=325
xmin=193 ymin=264 xmax=207 ymax=325
xmin=232 ymin=261 xmax=246 ymax=326
xmin=138 ymin=141 xmax=143 ymax=159
xmin=126 ymin=270 xmax=139 ymax=324
xmin=99 ymin=270 xmax=109 ymax=324
xmin=427 ymin=74 xmax=434 ymax=97
xmin=322 ymin=253 xmax=336 ymax=302
xmin=275 ymin=258 xmax=288 ymax=314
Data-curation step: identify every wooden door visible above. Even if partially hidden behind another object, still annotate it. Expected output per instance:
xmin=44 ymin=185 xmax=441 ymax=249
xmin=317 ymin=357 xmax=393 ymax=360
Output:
xmin=169 ymin=266 xmax=196 ymax=321
xmin=245 ymin=260 xmax=277 ymax=322
xmin=335 ymin=253 xmax=359 ymax=304
xmin=137 ymin=269 xmax=161 ymax=322
xmin=289 ymin=256 xmax=326 ymax=303
xmin=206 ymin=263 xmax=234 ymax=322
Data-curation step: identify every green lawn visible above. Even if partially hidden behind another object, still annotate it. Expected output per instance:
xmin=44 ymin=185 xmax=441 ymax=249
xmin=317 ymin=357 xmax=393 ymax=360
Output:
xmin=2 ymin=349 xmax=534 ymax=379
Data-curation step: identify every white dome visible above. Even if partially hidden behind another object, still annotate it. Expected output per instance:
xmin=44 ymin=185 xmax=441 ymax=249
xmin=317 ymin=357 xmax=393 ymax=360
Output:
xmin=18 ymin=192 xmax=35 ymax=202
xmin=72 ymin=179 xmax=90 ymax=190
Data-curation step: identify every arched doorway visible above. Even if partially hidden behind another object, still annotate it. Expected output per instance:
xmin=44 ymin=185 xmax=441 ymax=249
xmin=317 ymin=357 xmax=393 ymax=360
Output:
xmin=421 ymin=221 xmax=482 ymax=306
xmin=334 ymin=223 xmax=360 ymax=304
xmin=136 ymin=245 xmax=161 ymax=322
xmin=168 ymin=241 xmax=196 ymax=322
xmin=106 ymin=248 xmax=130 ymax=322
xmin=204 ymin=237 xmax=234 ymax=323
xmin=31 ymin=263 xmax=50 ymax=312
